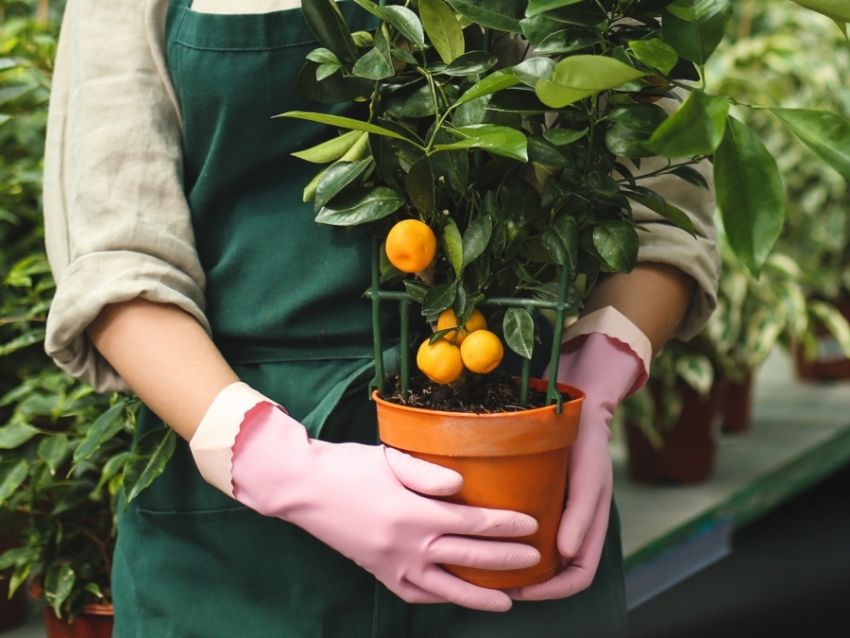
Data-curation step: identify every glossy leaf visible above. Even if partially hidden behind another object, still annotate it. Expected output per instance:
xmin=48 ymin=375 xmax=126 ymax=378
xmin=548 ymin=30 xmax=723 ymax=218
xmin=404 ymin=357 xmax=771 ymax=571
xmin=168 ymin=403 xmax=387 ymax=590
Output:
xmin=278 ymin=111 xmax=418 ymax=145
xmin=44 ymin=563 xmax=76 ymax=618
xmin=315 ymin=159 xmax=373 ymax=210
xmin=302 ymin=0 xmax=358 ymax=66
xmin=661 ymin=0 xmax=732 ymax=64
xmin=73 ymin=402 xmax=127 ymax=464
xmin=534 ymin=29 xmax=600 ymax=55
xmin=536 ymin=56 xmax=646 ymax=108
xmin=382 ymin=5 xmax=426 ymax=49
xmin=628 ymin=38 xmax=678 ymax=74
xmin=626 ymin=188 xmax=697 ymax=236
xmin=526 ymin=0 xmax=585 ymax=18
xmin=0 ymin=460 xmax=28 ymax=505
xmin=443 ymin=220 xmax=464 ymax=275
xmin=315 ymin=187 xmax=405 ymax=225
xmin=406 ymin=157 xmax=436 ymax=214
xmin=123 ymin=427 xmax=177 ymax=503
xmin=592 ymin=221 xmax=639 ymax=272
xmin=503 ymin=308 xmax=535 ymax=359
xmin=440 ymin=51 xmax=499 ymax=77
xmin=810 ymin=301 xmax=850 ymax=357
xmin=552 ymin=215 xmax=579 ymax=267
xmin=670 ymin=165 xmax=710 ymax=189
xmin=37 ymin=435 xmax=69 ymax=475
xmin=714 ymin=117 xmax=786 ymax=275
xmin=447 ymin=0 xmax=525 ymax=31
xmin=541 ymin=228 xmax=568 ymax=265
xmin=512 ymin=57 xmax=556 ymax=88
xmin=791 ymin=0 xmax=850 ymax=21
xmin=645 ymin=91 xmax=729 ymax=158
xmin=543 ymin=127 xmax=587 ymax=146
xmin=353 ymin=26 xmax=394 ymax=80
xmin=420 ymin=0 xmax=465 ymax=64
xmin=0 ymin=422 xmax=39 ymax=448
xmin=462 ymin=216 xmax=493 ymax=266
xmin=422 ymin=282 xmax=458 ymax=315
xmin=306 ymin=47 xmax=341 ymax=65
xmin=772 ymin=108 xmax=850 ymax=182
xmin=291 ymin=130 xmax=363 ymax=164
xmin=403 ymin=279 xmax=430 ymax=302
xmin=454 ymin=70 xmax=521 ymax=108
xmin=433 ymin=124 xmax=528 ymax=162
xmin=605 ymin=103 xmax=667 ymax=158
xmin=675 ymin=353 xmax=714 ymax=397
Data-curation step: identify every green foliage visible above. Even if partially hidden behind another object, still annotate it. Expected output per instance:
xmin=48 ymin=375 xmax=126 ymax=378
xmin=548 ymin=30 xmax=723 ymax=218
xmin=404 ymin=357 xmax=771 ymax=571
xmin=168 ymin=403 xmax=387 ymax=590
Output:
xmin=287 ymin=0 xmax=848 ymax=372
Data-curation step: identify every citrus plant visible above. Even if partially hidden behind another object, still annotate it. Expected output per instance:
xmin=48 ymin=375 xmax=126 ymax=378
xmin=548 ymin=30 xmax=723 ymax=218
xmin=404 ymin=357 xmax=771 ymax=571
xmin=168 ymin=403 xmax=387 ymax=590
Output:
xmin=283 ymin=0 xmax=850 ymax=401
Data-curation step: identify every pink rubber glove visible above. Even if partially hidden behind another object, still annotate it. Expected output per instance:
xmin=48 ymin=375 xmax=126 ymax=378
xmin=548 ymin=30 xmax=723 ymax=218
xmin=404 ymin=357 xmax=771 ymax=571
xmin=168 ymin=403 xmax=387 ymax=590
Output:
xmin=229 ymin=401 xmax=541 ymax=611
xmin=509 ymin=332 xmax=645 ymax=601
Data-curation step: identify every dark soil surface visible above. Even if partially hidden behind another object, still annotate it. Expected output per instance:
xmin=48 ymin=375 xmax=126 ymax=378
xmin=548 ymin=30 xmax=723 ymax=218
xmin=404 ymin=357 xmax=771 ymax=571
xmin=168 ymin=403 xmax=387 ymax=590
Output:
xmin=382 ymin=372 xmax=570 ymax=413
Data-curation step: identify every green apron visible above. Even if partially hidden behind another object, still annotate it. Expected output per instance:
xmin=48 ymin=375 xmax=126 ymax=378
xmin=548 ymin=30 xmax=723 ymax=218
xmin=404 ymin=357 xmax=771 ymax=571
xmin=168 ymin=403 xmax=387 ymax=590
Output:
xmin=111 ymin=2 xmax=627 ymax=636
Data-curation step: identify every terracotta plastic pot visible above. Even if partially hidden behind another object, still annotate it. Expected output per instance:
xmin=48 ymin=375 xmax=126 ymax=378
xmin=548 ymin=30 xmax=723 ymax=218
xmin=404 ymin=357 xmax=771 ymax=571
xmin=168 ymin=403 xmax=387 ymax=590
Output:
xmin=0 ymin=534 xmax=28 ymax=632
xmin=374 ymin=378 xmax=584 ymax=589
xmin=794 ymin=296 xmax=850 ymax=382
xmin=626 ymin=382 xmax=723 ymax=484
xmin=43 ymin=604 xmax=114 ymax=638
xmin=720 ymin=372 xmax=753 ymax=434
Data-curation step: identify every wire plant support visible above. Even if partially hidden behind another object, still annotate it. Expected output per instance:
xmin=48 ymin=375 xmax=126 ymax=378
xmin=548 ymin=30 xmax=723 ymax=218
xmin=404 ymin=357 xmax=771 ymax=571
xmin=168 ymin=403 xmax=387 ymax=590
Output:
xmin=367 ymin=237 xmax=574 ymax=413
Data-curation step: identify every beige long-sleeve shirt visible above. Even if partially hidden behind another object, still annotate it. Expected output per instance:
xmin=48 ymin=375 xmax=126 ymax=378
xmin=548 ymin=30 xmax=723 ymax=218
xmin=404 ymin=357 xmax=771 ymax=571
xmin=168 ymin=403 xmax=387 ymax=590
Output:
xmin=43 ymin=0 xmax=719 ymax=393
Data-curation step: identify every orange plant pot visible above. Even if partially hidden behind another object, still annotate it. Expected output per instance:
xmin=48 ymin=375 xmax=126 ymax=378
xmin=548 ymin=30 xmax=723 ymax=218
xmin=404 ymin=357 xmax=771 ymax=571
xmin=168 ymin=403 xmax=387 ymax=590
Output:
xmin=43 ymin=604 xmax=113 ymax=638
xmin=374 ymin=378 xmax=584 ymax=590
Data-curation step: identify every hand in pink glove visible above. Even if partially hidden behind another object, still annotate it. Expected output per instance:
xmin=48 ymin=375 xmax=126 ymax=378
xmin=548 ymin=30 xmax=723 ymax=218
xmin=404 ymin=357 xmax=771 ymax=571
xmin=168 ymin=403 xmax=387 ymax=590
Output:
xmin=509 ymin=331 xmax=645 ymax=601
xmin=225 ymin=398 xmax=541 ymax=612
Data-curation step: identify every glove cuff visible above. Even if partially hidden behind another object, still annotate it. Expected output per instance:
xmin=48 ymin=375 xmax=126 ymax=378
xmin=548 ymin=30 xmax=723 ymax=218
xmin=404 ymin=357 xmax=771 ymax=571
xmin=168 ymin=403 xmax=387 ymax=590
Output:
xmin=189 ymin=381 xmax=282 ymax=497
xmin=562 ymin=306 xmax=652 ymax=396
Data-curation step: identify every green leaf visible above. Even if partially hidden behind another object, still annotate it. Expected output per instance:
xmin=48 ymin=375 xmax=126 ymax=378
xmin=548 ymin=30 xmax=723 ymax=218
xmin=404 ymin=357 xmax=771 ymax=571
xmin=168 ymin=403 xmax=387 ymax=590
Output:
xmin=645 ymin=91 xmax=729 ymax=158
xmin=675 ymin=354 xmax=714 ymax=397
xmin=626 ymin=188 xmax=697 ymax=236
xmin=0 ymin=422 xmax=39 ymax=449
xmin=810 ymin=301 xmax=850 ymax=357
xmin=419 ymin=0 xmax=465 ymax=64
xmin=315 ymin=159 xmax=373 ymax=210
xmin=38 ymin=435 xmax=69 ymax=475
xmin=316 ymin=63 xmax=341 ymax=81
xmin=277 ymin=111 xmax=418 ymax=145
xmin=0 ymin=330 xmax=45 ymax=357
xmin=382 ymin=5 xmax=426 ymax=49
xmin=440 ymin=51 xmax=498 ymax=77
xmin=670 ymin=165 xmax=709 ymax=189
xmin=291 ymin=130 xmax=363 ymax=164
xmin=352 ymin=25 xmax=394 ymax=80
xmin=302 ymin=0 xmax=358 ymax=66
xmin=526 ymin=0 xmax=584 ymax=18
xmin=433 ymin=124 xmax=528 ymax=162
xmin=454 ymin=70 xmax=520 ymax=108
xmin=98 ymin=451 xmax=129 ymax=492
xmin=406 ymin=157 xmax=436 ymax=214
xmin=462 ymin=216 xmax=493 ymax=265
xmin=790 ymin=0 xmax=850 ymax=22
xmin=543 ymin=127 xmax=587 ymax=146
xmin=661 ymin=0 xmax=732 ymax=64
xmin=422 ymin=282 xmax=458 ymax=315
xmin=533 ymin=28 xmax=600 ymax=55
xmin=541 ymin=229 xmax=568 ymax=265
xmin=714 ymin=117 xmax=786 ymax=276
xmin=592 ymin=221 xmax=639 ymax=271
xmin=123 ymin=427 xmax=177 ymax=503
xmin=552 ymin=215 xmax=579 ymax=267
xmin=535 ymin=55 xmax=647 ymax=108
xmin=403 ymin=280 xmax=430 ymax=302
xmin=315 ymin=187 xmax=405 ymax=226
xmin=44 ymin=563 xmax=76 ymax=618
xmin=503 ymin=308 xmax=535 ymax=359
xmin=512 ymin=57 xmax=556 ymax=88
xmin=0 ymin=460 xmax=28 ymax=505
xmin=771 ymin=109 xmax=850 ymax=182
xmin=628 ymin=38 xmax=678 ymax=75
xmin=352 ymin=0 xmax=384 ymax=18
xmin=447 ymin=0 xmax=525 ymax=31
xmin=443 ymin=221 xmax=464 ymax=276
xmin=73 ymin=402 xmax=127 ymax=464
xmin=605 ymin=103 xmax=667 ymax=158
xmin=307 ymin=47 xmax=342 ymax=65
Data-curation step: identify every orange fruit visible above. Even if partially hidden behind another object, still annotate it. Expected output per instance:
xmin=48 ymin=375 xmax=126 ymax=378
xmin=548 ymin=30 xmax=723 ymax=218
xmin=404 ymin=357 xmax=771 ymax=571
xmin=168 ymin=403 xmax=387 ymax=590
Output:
xmin=416 ymin=338 xmax=464 ymax=385
xmin=385 ymin=219 xmax=437 ymax=273
xmin=460 ymin=330 xmax=504 ymax=374
xmin=436 ymin=308 xmax=488 ymax=345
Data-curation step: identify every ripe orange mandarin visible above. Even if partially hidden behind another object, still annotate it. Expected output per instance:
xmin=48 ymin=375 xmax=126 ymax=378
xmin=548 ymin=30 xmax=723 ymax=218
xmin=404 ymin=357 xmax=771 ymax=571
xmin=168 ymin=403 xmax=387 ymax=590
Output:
xmin=385 ymin=219 xmax=437 ymax=273
xmin=460 ymin=330 xmax=504 ymax=374
xmin=416 ymin=338 xmax=464 ymax=385
xmin=436 ymin=308 xmax=487 ymax=344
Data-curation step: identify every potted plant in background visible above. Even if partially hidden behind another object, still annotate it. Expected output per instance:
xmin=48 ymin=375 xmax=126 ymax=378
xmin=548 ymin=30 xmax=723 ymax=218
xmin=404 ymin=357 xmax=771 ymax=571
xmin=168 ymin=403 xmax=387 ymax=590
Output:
xmin=282 ymin=0 xmax=850 ymax=577
xmin=707 ymin=0 xmax=850 ymax=382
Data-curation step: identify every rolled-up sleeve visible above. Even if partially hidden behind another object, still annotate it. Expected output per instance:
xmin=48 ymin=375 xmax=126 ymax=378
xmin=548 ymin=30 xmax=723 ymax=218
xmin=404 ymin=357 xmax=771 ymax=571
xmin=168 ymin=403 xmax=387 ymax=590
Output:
xmin=43 ymin=0 xmax=208 ymax=393
xmin=630 ymin=154 xmax=720 ymax=341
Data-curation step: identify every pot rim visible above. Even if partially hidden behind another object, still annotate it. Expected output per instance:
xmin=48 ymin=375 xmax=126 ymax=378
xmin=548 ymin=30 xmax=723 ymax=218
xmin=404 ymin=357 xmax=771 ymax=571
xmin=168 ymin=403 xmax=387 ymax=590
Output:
xmin=372 ymin=379 xmax=585 ymax=418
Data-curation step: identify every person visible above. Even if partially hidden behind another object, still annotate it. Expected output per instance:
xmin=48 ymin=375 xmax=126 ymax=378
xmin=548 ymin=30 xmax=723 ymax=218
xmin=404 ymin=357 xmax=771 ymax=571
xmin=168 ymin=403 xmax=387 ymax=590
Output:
xmin=42 ymin=1 xmax=719 ymax=636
